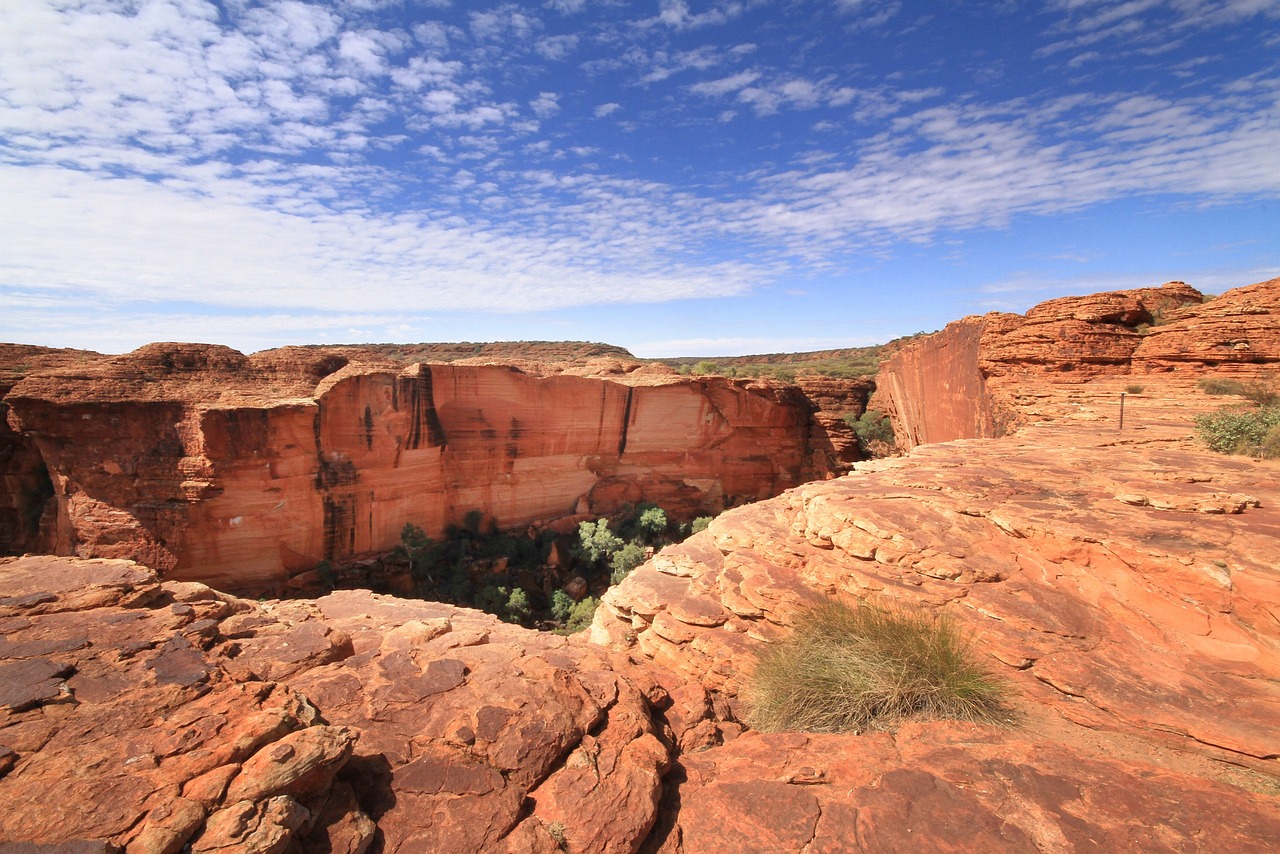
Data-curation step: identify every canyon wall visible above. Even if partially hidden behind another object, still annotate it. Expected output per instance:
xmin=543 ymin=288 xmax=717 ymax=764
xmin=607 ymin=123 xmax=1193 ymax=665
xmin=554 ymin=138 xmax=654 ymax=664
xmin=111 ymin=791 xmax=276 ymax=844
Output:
xmin=873 ymin=279 xmax=1279 ymax=448
xmin=2 ymin=345 xmax=831 ymax=591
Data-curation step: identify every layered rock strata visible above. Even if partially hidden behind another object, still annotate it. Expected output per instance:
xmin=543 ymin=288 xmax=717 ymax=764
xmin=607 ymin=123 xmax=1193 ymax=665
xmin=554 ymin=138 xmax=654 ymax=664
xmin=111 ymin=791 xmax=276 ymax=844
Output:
xmin=594 ymin=375 xmax=1280 ymax=849
xmin=0 ymin=554 xmax=689 ymax=852
xmin=3 ymin=346 xmax=828 ymax=591
xmin=4 ymin=371 xmax=1280 ymax=850
xmin=874 ymin=278 xmax=1278 ymax=448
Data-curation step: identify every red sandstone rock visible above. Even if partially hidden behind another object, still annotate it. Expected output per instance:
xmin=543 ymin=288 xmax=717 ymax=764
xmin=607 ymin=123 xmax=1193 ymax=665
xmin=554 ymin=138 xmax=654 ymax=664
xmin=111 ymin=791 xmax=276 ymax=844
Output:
xmin=3 ymin=351 xmax=829 ymax=590
xmin=872 ymin=279 xmax=1272 ymax=448
xmin=0 ymin=555 xmax=675 ymax=852
xmin=1134 ymin=277 xmax=1280 ymax=371
xmin=655 ymin=725 xmax=1280 ymax=853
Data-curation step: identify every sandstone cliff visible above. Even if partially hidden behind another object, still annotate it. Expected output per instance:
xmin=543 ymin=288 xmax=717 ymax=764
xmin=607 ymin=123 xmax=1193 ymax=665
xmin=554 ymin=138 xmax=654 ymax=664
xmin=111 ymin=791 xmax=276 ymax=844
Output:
xmin=592 ymin=373 xmax=1280 ymax=850
xmin=872 ymin=279 xmax=1280 ymax=448
xmin=4 ymin=366 xmax=1279 ymax=850
xmin=2 ymin=345 xmax=836 ymax=591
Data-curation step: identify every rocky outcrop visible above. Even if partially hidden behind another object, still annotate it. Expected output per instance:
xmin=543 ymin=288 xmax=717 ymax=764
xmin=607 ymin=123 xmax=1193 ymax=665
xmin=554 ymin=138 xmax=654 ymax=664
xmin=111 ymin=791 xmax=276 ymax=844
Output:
xmin=0 ymin=345 xmax=98 ymax=555
xmin=1134 ymin=277 xmax=1280 ymax=371
xmin=3 ymin=346 xmax=830 ymax=591
xmin=5 ymin=370 xmax=1280 ymax=850
xmin=872 ymin=280 xmax=1239 ymax=447
xmin=594 ymin=375 xmax=1280 ymax=849
xmin=0 ymin=554 xmax=696 ymax=852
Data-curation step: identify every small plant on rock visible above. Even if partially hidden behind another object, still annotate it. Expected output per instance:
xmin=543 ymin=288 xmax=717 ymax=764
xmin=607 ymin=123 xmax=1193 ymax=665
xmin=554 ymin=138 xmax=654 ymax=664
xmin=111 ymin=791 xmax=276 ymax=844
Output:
xmin=610 ymin=541 xmax=646 ymax=585
xmin=1195 ymin=405 xmax=1280 ymax=458
xmin=745 ymin=599 xmax=1008 ymax=733
xmin=843 ymin=409 xmax=897 ymax=456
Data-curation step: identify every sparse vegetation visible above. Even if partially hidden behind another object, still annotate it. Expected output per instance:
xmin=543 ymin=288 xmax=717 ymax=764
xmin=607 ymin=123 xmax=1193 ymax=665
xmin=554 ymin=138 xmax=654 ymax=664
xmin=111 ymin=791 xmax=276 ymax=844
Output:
xmin=1125 ymin=384 xmax=1145 ymax=395
xmin=745 ymin=599 xmax=1009 ymax=733
xmin=572 ymin=518 xmax=625 ymax=568
xmin=1195 ymin=373 xmax=1280 ymax=458
xmin=660 ymin=343 xmax=902 ymax=381
xmin=1198 ymin=377 xmax=1244 ymax=396
xmin=1198 ymin=374 xmax=1278 ymax=406
xmin=367 ymin=502 xmax=701 ymax=632
xmin=561 ymin=596 xmax=599 ymax=634
xmin=843 ymin=409 xmax=897 ymax=455
xmin=610 ymin=542 xmax=646 ymax=585
xmin=1195 ymin=406 xmax=1280 ymax=458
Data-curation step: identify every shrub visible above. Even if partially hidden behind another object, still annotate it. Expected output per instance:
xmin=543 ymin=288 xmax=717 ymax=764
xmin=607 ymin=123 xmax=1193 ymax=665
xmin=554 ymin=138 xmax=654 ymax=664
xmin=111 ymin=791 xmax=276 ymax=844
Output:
xmin=1240 ymin=375 xmax=1279 ymax=407
xmin=504 ymin=588 xmax=532 ymax=625
xmin=690 ymin=516 xmax=713 ymax=534
xmin=1199 ymin=377 xmax=1245 ymax=396
xmin=610 ymin=542 xmax=646 ymax=585
xmin=1195 ymin=406 xmax=1280 ymax=457
xmin=550 ymin=588 xmax=574 ymax=623
xmin=565 ymin=596 xmax=599 ymax=633
xmin=843 ymin=409 xmax=896 ymax=451
xmin=637 ymin=506 xmax=668 ymax=540
xmin=744 ymin=599 xmax=1008 ymax=733
xmin=1124 ymin=384 xmax=1144 ymax=395
xmin=573 ymin=519 xmax=623 ymax=567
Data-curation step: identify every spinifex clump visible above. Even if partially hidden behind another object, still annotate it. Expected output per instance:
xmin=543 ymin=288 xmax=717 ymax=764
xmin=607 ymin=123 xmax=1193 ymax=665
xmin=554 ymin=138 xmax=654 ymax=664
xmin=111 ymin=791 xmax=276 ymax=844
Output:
xmin=745 ymin=599 xmax=1009 ymax=733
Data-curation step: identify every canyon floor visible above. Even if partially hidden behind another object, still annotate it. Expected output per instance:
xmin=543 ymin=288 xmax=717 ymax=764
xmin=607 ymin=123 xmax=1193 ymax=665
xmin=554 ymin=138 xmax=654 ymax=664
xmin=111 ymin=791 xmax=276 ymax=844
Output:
xmin=2 ymin=372 xmax=1278 ymax=852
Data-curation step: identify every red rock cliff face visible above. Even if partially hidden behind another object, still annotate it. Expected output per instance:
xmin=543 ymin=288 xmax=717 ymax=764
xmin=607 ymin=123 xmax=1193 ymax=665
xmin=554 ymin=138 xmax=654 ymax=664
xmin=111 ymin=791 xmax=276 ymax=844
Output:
xmin=873 ymin=279 xmax=1280 ymax=448
xmin=3 ymin=347 xmax=820 ymax=590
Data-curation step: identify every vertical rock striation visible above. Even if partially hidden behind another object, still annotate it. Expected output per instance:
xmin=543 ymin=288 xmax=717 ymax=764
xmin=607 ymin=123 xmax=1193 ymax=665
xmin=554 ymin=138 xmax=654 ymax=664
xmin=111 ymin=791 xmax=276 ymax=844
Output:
xmin=3 ymin=348 xmax=825 ymax=591
xmin=872 ymin=279 xmax=1280 ymax=449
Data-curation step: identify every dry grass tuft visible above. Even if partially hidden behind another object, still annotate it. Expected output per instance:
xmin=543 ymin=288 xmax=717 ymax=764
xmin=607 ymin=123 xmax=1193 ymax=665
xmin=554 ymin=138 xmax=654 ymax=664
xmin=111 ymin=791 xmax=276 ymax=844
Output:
xmin=744 ymin=599 xmax=1009 ymax=733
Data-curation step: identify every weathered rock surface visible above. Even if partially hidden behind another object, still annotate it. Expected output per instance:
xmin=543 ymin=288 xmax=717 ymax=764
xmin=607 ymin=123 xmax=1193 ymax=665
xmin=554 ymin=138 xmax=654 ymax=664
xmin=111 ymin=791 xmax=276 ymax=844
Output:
xmin=1134 ymin=277 xmax=1280 ymax=371
xmin=0 ymin=554 xmax=696 ymax=852
xmin=595 ymin=375 xmax=1280 ymax=849
xmin=5 ymin=280 xmax=1280 ymax=851
xmin=873 ymin=279 xmax=1280 ymax=447
xmin=2 ymin=346 xmax=839 ymax=590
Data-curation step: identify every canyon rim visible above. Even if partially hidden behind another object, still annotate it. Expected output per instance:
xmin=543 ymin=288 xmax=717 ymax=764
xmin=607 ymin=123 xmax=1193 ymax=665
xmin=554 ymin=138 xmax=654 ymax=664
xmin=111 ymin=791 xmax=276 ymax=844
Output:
xmin=0 ymin=277 xmax=1278 ymax=852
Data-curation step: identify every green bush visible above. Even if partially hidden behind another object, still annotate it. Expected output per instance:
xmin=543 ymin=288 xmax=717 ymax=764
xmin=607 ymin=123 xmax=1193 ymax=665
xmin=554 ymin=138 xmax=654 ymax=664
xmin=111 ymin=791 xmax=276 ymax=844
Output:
xmin=744 ymin=599 xmax=1008 ymax=733
xmin=565 ymin=596 xmax=599 ymax=633
xmin=1195 ymin=405 xmax=1280 ymax=457
xmin=843 ymin=409 xmax=896 ymax=451
xmin=550 ymin=588 xmax=574 ymax=623
xmin=637 ymin=506 xmax=668 ymax=540
xmin=573 ymin=518 xmax=623 ymax=567
xmin=690 ymin=516 xmax=713 ymax=534
xmin=610 ymin=542 xmax=646 ymax=585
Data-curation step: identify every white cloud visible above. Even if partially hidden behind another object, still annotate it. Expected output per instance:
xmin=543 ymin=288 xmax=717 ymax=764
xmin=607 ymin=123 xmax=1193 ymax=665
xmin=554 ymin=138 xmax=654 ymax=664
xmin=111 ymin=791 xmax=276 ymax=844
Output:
xmin=594 ymin=102 xmax=623 ymax=117
xmin=531 ymin=91 xmax=561 ymax=118
xmin=0 ymin=165 xmax=765 ymax=318
xmin=689 ymin=70 xmax=761 ymax=96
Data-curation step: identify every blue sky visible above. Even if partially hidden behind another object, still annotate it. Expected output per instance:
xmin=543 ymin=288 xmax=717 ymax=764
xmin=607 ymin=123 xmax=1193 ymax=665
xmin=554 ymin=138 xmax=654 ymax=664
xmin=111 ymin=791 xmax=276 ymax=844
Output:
xmin=1 ymin=0 xmax=1278 ymax=357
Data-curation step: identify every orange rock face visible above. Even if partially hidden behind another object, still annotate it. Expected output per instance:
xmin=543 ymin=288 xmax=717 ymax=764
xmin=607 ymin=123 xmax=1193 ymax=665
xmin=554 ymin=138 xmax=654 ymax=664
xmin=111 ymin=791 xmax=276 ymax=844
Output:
xmin=874 ymin=279 xmax=1276 ymax=448
xmin=594 ymin=374 xmax=1280 ymax=850
xmin=3 ymin=346 xmax=827 ymax=590
xmin=0 ymin=555 xmax=681 ymax=852
xmin=1134 ymin=277 xmax=1280 ymax=371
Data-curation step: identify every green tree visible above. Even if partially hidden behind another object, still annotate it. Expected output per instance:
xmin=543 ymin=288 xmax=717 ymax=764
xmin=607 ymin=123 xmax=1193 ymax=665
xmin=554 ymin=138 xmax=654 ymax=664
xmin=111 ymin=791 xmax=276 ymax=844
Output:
xmin=574 ymin=519 xmax=623 ymax=567
xmin=565 ymin=596 xmax=599 ymax=633
xmin=690 ymin=516 xmax=713 ymax=534
xmin=637 ymin=506 xmax=668 ymax=542
xmin=504 ymin=588 xmax=532 ymax=625
xmin=610 ymin=542 xmax=646 ymax=585
xmin=844 ymin=409 xmax=896 ymax=451
xmin=550 ymin=588 xmax=574 ymax=623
